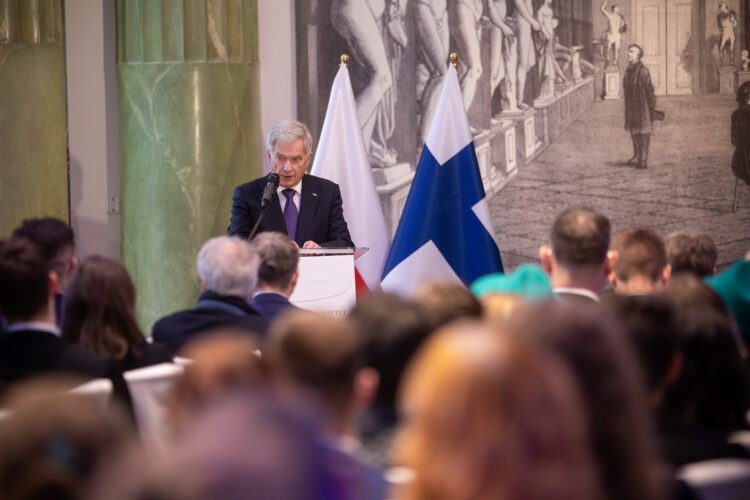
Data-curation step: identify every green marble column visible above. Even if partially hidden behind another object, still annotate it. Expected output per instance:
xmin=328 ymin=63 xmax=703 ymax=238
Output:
xmin=117 ymin=0 xmax=262 ymax=332
xmin=0 ymin=0 xmax=68 ymax=234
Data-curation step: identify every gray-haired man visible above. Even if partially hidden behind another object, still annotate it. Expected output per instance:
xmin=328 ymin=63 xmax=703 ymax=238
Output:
xmin=228 ymin=118 xmax=354 ymax=249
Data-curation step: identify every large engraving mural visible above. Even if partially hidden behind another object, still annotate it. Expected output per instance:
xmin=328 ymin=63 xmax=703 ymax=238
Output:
xmin=296 ymin=0 xmax=750 ymax=271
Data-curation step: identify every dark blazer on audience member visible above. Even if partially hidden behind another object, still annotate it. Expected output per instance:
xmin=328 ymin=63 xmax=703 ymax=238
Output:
xmin=118 ymin=340 xmax=174 ymax=373
xmin=0 ymin=328 xmax=126 ymax=396
xmin=228 ymin=174 xmax=353 ymax=247
xmin=250 ymin=292 xmax=300 ymax=321
xmin=152 ymin=290 xmax=269 ymax=355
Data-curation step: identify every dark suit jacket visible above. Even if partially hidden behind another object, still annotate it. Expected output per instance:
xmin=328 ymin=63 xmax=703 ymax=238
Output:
xmin=0 ymin=329 xmax=127 ymax=399
xmin=152 ymin=291 xmax=270 ymax=355
xmin=250 ymin=292 xmax=300 ymax=321
xmin=228 ymin=174 xmax=354 ymax=247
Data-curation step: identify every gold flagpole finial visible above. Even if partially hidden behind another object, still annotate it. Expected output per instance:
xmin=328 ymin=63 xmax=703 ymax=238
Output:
xmin=449 ymin=52 xmax=458 ymax=68
xmin=341 ymin=54 xmax=350 ymax=67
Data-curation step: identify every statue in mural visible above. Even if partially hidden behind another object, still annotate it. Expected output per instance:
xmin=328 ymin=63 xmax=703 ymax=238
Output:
xmin=510 ymin=0 xmax=544 ymax=110
xmin=448 ymin=0 xmax=485 ymax=113
xmin=415 ymin=0 xmax=449 ymax=146
xmin=331 ymin=0 xmax=408 ymax=167
xmin=535 ymin=0 xmax=556 ymax=102
xmin=600 ymin=1 xmax=626 ymax=67
xmin=742 ymin=49 xmax=750 ymax=71
xmin=718 ymin=2 xmax=738 ymax=66
xmin=488 ymin=0 xmax=519 ymax=114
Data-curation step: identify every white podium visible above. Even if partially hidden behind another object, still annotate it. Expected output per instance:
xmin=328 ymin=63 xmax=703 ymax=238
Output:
xmin=289 ymin=248 xmax=367 ymax=316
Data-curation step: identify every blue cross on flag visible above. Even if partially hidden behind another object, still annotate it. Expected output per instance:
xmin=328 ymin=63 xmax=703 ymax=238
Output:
xmin=381 ymin=63 xmax=504 ymax=295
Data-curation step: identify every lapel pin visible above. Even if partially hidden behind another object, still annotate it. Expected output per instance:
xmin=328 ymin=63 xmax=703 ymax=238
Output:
xmin=312 ymin=193 xmax=318 ymax=197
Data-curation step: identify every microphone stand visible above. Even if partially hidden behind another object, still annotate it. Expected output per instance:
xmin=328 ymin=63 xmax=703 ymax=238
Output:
xmin=248 ymin=203 xmax=270 ymax=241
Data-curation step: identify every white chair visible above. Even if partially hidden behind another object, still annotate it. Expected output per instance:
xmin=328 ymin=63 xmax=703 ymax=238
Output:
xmin=172 ymin=356 xmax=193 ymax=367
xmin=677 ymin=458 xmax=750 ymax=500
xmin=67 ymin=378 xmax=113 ymax=409
xmin=124 ymin=363 xmax=184 ymax=454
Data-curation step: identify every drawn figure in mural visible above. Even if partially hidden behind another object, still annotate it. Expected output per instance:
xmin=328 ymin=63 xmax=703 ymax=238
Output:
xmin=600 ymin=1 xmax=626 ymax=67
xmin=731 ymin=82 xmax=750 ymax=187
xmin=742 ymin=50 xmax=750 ymax=71
xmin=331 ymin=0 xmax=408 ymax=167
xmin=448 ymin=0 xmax=485 ymax=113
xmin=487 ymin=0 xmax=518 ymax=114
xmin=718 ymin=2 xmax=738 ymax=65
xmin=535 ymin=0 xmax=556 ymax=101
xmin=510 ymin=0 xmax=544 ymax=110
xmin=415 ymin=0 xmax=449 ymax=145
xmin=623 ymin=44 xmax=656 ymax=169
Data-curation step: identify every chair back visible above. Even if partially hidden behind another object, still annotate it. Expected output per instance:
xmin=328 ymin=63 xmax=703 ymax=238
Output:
xmin=678 ymin=458 xmax=750 ymax=500
xmin=124 ymin=363 xmax=183 ymax=453
xmin=67 ymin=378 xmax=113 ymax=408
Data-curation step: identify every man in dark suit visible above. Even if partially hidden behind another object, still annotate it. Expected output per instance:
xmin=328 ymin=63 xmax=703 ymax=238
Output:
xmin=152 ymin=236 xmax=269 ymax=355
xmin=0 ymin=238 xmax=120 ymax=395
xmin=228 ymin=119 xmax=353 ymax=248
xmin=248 ymin=232 xmax=301 ymax=321
xmin=539 ymin=207 xmax=615 ymax=304
xmin=623 ymin=44 xmax=656 ymax=169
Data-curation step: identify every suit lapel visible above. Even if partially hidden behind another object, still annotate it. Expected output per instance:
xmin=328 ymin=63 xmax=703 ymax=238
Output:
xmin=296 ymin=176 xmax=319 ymax=244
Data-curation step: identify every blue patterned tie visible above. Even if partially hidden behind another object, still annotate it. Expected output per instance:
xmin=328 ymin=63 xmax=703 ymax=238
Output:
xmin=282 ymin=189 xmax=298 ymax=241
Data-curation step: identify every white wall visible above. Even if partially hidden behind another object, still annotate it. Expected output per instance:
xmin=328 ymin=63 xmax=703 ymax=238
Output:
xmin=65 ymin=1 xmax=296 ymax=257
xmin=258 ymin=0 xmax=297 ymax=172
xmin=65 ymin=0 xmax=121 ymax=258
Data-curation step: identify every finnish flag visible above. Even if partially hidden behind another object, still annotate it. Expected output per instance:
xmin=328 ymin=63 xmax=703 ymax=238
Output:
xmin=381 ymin=63 xmax=504 ymax=296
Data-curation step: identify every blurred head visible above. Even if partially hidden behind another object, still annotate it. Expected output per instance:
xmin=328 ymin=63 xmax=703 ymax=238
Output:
xmin=0 ymin=377 xmax=131 ymax=500
xmin=63 ymin=256 xmax=144 ymax=361
xmin=248 ymin=232 xmax=299 ymax=295
xmin=606 ymin=294 xmax=682 ymax=406
xmin=540 ymin=207 xmax=613 ymax=292
xmin=610 ymin=227 xmax=670 ymax=294
xmin=478 ymin=293 xmax=528 ymax=323
xmin=628 ymin=44 xmax=643 ymax=62
xmin=507 ymin=303 xmax=663 ymax=500
xmin=12 ymin=218 xmax=76 ymax=289
xmin=266 ymin=311 xmax=366 ymax=434
xmin=196 ymin=236 xmax=259 ymax=300
xmin=266 ymin=119 xmax=313 ymax=189
xmin=394 ymin=322 xmax=601 ymax=500
xmin=349 ymin=292 xmax=434 ymax=411
xmin=661 ymin=309 xmax=748 ymax=432
xmin=664 ymin=231 xmax=717 ymax=277
xmin=413 ymin=281 xmax=482 ymax=329
xmin=0 ymin=238 xmax=54 ymax=323
xmin=168 ymin=332 xmax=265 ymax=430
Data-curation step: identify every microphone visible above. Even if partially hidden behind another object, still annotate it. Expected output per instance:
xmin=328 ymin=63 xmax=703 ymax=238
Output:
xmin=261 ymin=173 xmax=280 ymax=208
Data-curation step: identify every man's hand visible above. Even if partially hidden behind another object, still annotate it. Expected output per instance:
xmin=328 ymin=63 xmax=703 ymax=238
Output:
xmin=302 ymin=241 xmax=321 ymax=249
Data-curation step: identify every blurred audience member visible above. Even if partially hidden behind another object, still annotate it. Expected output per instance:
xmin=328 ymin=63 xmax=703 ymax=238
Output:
xmin=168 ymin=331 xmax=265 ymax=432
xmin=266 ymin=311 xmax=387 ymax=499
xmin=349 ymin=292 xmax=434 ymax=469
xmin=471 ymin=264 xmax=553 ymax=321
xmin=664 ymin=231 xmax=717 ymax=278
xmin=660 ymin=309 xmax=749 ymax=466
xmin=606 ymin=294 xmax=682 ymax=410
xmin=0 ymin=377 xmax=131 ymax=500
xmin=610 ymin=227 xmax=670 ymax=294
xmin=63 ymin=256 xmax=172 ymax=372
xmin=509 ymin=302 xmax=667 ymax=500
xmin=539 ymin=207 xmax=614 ymax=303
xmin=0 ymin=238 xmax=123 ymax=397
xmin=12 ymin=217 xmax=77 ymax=328
xmin=248 ymin=231 xmax=301 ymax=320
xmin=152 ymin=236 xmax=269 ymax=355
xmin=393 ymin=322 xmax=602 ymax=500
xmin=90 ymin=394 xmax=347 ymax=500
xmin=706 ymin=259 xmax=750 ymax=342
xmin=413 ymin=281 xmax=482 ymax=328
